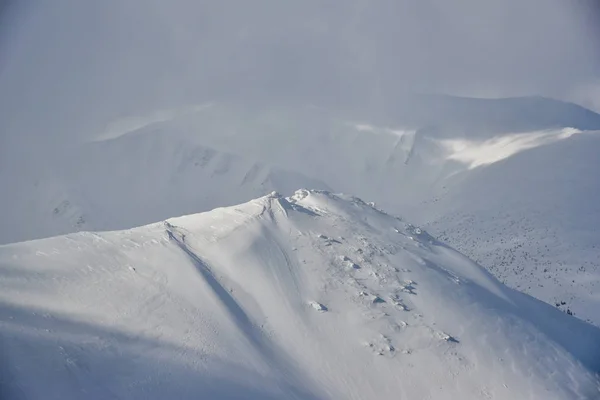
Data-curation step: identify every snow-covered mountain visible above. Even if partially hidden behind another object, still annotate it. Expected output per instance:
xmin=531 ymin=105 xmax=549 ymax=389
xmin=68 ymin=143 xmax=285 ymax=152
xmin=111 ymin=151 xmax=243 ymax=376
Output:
xmin=1 ymin=95 xmax=599 ymax=326
xmin=162 ymin=99 xmax=600 ymax=326
xmin=377 ymin=94 xmax=600 ymax=135
xmin=0 ymin=128 xmax=329 ymax=245
xmin=419 ymin=132 xmax=600 ymax=325
xmin=2 ymin=190 xmax=599 ymax=399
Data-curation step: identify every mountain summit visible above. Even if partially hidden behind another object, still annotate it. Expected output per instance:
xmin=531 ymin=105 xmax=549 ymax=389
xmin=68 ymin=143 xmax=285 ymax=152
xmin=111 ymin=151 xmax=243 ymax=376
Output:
xmin=1 ymin=190 xmax=599 ymax=399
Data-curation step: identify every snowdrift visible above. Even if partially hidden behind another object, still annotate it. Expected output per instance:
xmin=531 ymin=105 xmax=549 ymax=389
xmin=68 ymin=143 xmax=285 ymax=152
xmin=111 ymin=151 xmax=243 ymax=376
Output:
xmin=1 ymin=190 xmax=599 ymax=399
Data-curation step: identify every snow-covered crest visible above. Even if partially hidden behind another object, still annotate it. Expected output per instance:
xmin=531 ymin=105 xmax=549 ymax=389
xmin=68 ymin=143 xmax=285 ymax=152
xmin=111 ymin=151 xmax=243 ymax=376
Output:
xmin=1 ymin=190 xmax=599 ymax=399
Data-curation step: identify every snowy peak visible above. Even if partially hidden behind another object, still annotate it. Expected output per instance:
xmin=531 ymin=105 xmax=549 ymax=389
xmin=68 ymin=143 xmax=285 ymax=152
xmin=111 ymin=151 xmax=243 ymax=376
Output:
xmin=3 ymin=190 xmax=598 ymax=399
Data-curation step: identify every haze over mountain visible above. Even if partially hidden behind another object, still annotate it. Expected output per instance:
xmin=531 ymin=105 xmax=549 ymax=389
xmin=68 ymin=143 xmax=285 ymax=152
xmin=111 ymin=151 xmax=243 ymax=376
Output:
xmin=2 ymin=2 xmax=600 ymax=399
xmin=2 ymin=0 xmax=600 ymax=152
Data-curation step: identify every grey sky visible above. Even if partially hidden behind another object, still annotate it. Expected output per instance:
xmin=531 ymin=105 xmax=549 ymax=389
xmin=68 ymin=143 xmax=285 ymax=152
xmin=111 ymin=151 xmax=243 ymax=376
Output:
xmin=1 ymin=0 xmax=599 ymax=150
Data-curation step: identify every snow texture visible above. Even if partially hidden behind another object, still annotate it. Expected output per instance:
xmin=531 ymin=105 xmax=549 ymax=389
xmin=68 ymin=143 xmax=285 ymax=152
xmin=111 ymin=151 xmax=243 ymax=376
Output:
xmin=1 ymin=190 xmax=599 ymax=399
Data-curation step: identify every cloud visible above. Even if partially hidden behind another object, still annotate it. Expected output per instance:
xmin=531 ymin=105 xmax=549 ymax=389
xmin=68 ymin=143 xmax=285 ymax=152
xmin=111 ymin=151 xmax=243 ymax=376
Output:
xmin=568 ymin=81 xmax=600 ymax=114
xmin=94 ymin=103 xmax=214 ymax=142
xmin=1 ymin=0 xmax=599 ymax=147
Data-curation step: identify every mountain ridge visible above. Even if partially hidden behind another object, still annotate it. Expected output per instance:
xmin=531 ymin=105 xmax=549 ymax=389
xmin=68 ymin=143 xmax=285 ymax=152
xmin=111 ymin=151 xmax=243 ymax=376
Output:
xmin=1 ymin=189 xmax=599 ymax=399
xmin=2 ymin=96 xmax=599 ymax=326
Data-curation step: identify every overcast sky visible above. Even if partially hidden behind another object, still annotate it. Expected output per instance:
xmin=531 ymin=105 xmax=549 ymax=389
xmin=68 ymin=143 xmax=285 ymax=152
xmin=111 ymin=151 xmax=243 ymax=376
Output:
xmin=1 ymin=0 xmax=599 ymax=151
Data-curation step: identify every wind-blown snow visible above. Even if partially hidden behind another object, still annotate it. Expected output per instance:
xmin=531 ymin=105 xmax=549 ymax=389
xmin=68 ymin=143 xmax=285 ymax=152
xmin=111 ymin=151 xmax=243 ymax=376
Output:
xmin=1 ymin=190 xmax=599 ymax=399
xmin=439 ymin=127 xmax=583 ymax=169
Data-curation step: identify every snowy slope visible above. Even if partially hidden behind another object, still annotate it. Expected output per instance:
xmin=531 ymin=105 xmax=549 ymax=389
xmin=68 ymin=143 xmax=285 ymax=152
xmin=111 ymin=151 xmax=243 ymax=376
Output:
xmin=418 ymin=132 xmax=600 ymax=325
xmin=1 ymin=190 xmax=599 ymax=399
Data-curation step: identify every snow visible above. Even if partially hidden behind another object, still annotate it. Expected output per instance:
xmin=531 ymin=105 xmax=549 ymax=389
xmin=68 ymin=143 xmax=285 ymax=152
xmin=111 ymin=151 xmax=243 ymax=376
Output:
xmin=1 ymin=96 xmax=599 ymax=327
xmin=0 ymin=128 xmax=330 ymax=245
xmin=422 ymin=132 xmax=600 ymax=325
xmin=438 ymin=127 xmax=582 ymax=169
xmin=309 ymin=301 xmax=328 ymax=312
xmin=2 ymin=190 xmax=599 ymax=399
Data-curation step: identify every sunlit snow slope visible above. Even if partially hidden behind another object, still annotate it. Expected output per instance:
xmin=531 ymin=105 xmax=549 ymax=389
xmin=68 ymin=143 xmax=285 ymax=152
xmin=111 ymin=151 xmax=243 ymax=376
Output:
xmin=1 ymin=190 xmax=599 ymax=399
